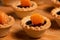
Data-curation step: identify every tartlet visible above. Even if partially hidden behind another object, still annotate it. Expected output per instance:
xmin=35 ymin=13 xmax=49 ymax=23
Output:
xmin=52 ymin=0 xmax=60 ymax=6
xmin=51 ymin=8 xmax=60 ymax=26
xmin=21 ymin=14 xmax=51 ymax=38
xmin=12 ymin=1 xmax=37 ymax=18
xmin=0 ymin=11 xmax=15 ymax=37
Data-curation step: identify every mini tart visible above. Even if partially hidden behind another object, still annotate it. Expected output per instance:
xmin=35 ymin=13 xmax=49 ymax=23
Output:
xmin=51 ymin=8 xmax=60 ymax=19
xmin=51 ymin=8 xmax=60 ymax=26
xmin=52 ymin=0 xmax=60 ymax=6
xmin=12 ymin=1 xmax=37 ymax=18
xmin=21 ymin=16 xmax=51 ymax=38
xmin=0 ymin=16 xmax=15 ymax=37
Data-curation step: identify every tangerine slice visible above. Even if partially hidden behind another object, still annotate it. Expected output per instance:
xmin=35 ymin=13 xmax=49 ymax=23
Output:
xmin=0 ymin=11 xmax=9 ymax=24
xmin=20 ymin=0 xmax=31 ymax=7
xmin=30 ymin=13 xmax=44 ymax=25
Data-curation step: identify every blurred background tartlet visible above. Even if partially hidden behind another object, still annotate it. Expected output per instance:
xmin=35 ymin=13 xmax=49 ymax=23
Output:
xmin=51 ymin=0 xmax=60 ymax=7
xmin=0 ymin=11 xmax=15 ymax=37
xmin=51 ymin=7 xmax=60 ymax=26
xmin=12 ymin=0 xmax=37 ymax=18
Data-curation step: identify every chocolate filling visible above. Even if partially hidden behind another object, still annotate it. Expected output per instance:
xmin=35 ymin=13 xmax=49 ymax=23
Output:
xmin=17 ymin=4 xmax=33 ymax=8
xmin=17 ymin=5 xmax=30 ymax=8
xmin=58 ymin=0 xmax=60 ymax=2
xmin=57 ymin=11 xmax=60 ymax=15
xmin=26 ymin=20 xmax=46 ymax=27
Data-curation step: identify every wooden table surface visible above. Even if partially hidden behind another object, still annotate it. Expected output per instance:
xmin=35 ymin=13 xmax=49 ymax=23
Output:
xmin=0 ymin=0 xmax=60 ymax=40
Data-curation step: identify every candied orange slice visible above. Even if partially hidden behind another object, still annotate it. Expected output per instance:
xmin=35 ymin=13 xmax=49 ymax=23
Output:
xmin=20 ymin=0 xmax=31 ymax=6
xmin=30 ymin=13 xmax=44 ymax=25
xmin=0 ymin=11 xmax=9 ymax=24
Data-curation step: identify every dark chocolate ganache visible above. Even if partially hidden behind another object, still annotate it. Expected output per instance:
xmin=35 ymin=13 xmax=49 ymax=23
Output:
xmin=58 ymin=0 xmax=60 ymax=2
xmin=17 ymin=4 xmax=33 ymax=8
xmin=17 ymin=5 xmax=30 ymax=8
xmin=57 ymin=11 xmax=60 ymax=15
xmin=26 ymin=20 xmax=46 ymax=27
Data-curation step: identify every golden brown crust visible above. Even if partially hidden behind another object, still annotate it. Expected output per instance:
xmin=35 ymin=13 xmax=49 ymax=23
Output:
xmin=51 ymin=8 xmax=60 ymax=19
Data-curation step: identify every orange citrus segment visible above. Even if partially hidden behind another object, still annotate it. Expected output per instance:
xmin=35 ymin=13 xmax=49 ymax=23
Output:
xmin=30 ymin=13 xmax=44 ymax=25
xmin=20 ymin=0 xmax=31 ymax=6
xmin=0 ymin=11 xmax=9 ymax=24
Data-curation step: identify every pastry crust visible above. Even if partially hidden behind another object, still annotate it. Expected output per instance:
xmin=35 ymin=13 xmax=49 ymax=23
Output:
xmin=51 ymin=8 xmax=60 ymax=19
xmin=0 ymin=16 xmax=15 ymax=37
xmin=51 ymin=8 xmax=60 ymax=26
xmin=21 ymin=16 xmax=51 ymax=38
xmin=52 ymin=0 xmax=60 ymax=6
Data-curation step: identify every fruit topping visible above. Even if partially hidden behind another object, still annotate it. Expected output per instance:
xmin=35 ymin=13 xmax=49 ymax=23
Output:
xmin=26 ymin=20 xmax=46 ymax=27
xmin=0 ymin=11 xmax=9 ymax=24
xmin=30 ymin=13 xmax=44 ymax=25
xmin=20 ymin=0 xmax=31 ymax=7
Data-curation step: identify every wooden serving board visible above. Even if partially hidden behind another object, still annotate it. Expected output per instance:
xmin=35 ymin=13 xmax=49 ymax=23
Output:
xmin=0 ymin=0 xmax=60 ymax=40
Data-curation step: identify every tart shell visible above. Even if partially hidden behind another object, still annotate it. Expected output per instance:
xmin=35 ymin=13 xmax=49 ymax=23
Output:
xmin=12 ymin=1 xmax=37 ymax=18
xmin=0 ymin=16 xmax=15 ymax=37
xmin=21 ymin=16 xmax=51 ymax=38
xmin=51 ymin=8 xmax=60 ymax=26
xmin=52 ymin=0 xmax=60 ymax=6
